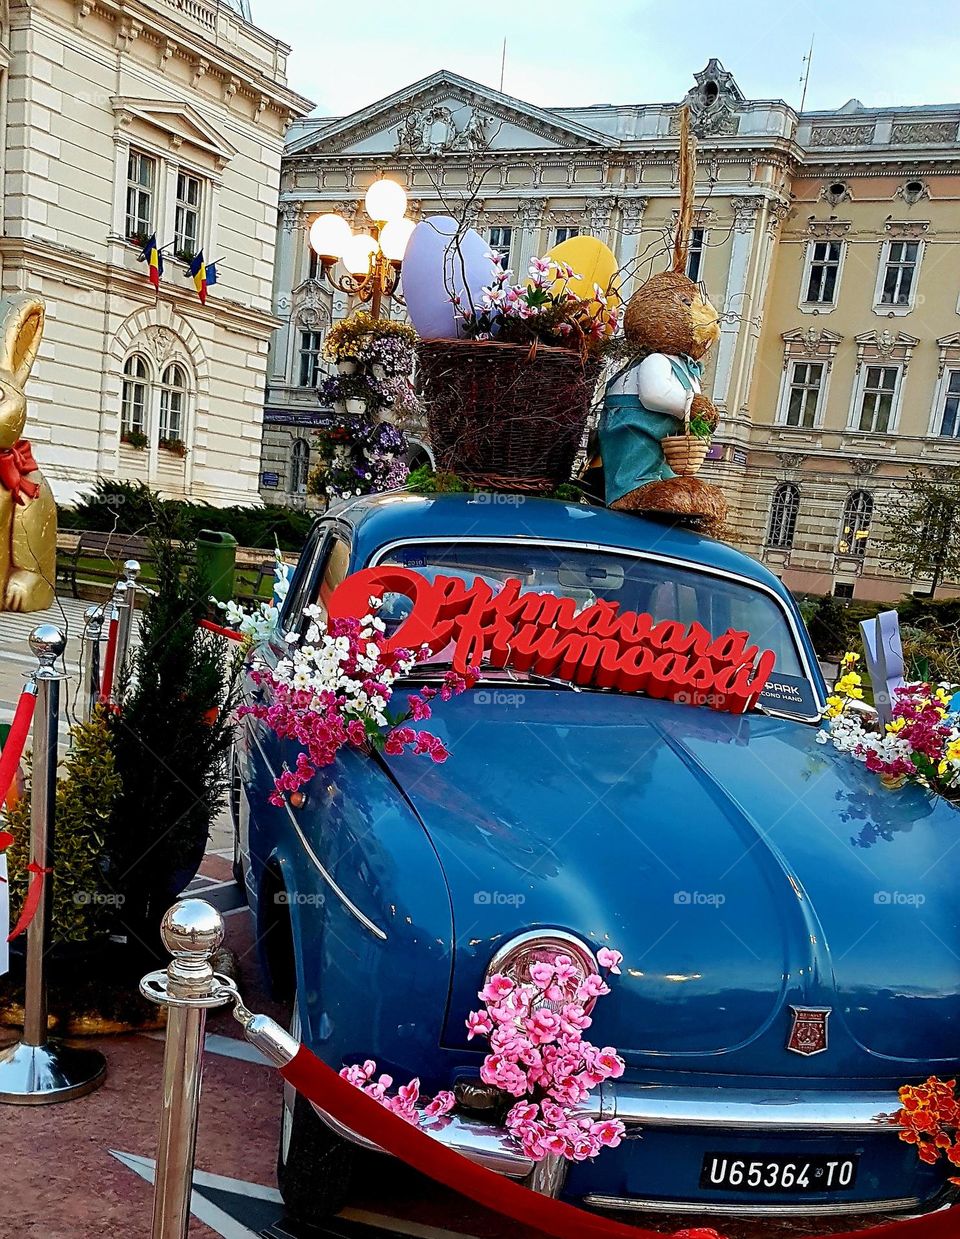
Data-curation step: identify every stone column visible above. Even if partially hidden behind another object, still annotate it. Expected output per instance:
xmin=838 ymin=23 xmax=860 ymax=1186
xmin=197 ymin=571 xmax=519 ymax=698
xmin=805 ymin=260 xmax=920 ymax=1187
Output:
xmin=613 ymin=196 xmax=647 ymax=297
xmin=712 ymin=195 xmax=761 ymax=411
xmin=514 ymin=196 xmax=547 ymax=273
xmin=270 ymin=199 xmax=302 ymax=384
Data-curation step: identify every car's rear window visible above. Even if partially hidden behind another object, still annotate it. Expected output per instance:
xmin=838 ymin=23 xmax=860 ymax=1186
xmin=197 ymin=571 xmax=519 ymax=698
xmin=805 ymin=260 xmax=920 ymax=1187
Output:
xmin=374 ymin=540 xmax=820 ymax=720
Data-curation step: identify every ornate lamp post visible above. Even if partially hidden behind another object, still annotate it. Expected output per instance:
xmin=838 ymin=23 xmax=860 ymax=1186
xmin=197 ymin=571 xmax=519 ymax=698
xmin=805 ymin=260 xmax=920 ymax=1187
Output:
xmin=308 ymin=177 xmax=414 ymax=321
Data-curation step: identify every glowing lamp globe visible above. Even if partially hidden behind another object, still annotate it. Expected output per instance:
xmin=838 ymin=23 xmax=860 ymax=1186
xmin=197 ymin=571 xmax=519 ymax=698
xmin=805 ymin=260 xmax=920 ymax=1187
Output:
xmin=342 ymin=232 xmax=378 ymax=276
xmin=365 ymin=178 xmax=407 ymax=224
xmin=309 ymin=213 xmax=352 ymax=261
xmin=379 ymin=217 xmax=416 ymax=263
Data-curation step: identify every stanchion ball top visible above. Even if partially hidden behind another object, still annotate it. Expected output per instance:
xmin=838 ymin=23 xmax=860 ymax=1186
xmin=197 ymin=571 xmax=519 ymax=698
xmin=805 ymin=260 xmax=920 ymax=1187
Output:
xmin=123 ymin=559 xmax=141 ymax=580
xmin=161 ymin=898 xmax=224 ymax=958
xmin=28 ymin=624 xmax=66 ymax=663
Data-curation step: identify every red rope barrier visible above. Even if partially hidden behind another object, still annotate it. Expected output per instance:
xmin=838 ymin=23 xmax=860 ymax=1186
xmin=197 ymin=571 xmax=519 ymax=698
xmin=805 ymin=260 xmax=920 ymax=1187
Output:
xmin=0 ymin=686 xmax=36 ymax=807
xmin=198 ymin=619 xmax=244 ymax=642
xmin=7 ymin=861 xmax=52 ymax=942
xmin=99 ymin=615 xmax=119 ymax=703
xmin=280 ymin=1045 xmax=958 ymax=1239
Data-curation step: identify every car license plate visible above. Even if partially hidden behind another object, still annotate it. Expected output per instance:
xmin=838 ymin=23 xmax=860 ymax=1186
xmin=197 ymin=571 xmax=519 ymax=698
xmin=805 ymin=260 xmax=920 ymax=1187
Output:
xmin=700 ymin=1153 xmax=859 ymax=1193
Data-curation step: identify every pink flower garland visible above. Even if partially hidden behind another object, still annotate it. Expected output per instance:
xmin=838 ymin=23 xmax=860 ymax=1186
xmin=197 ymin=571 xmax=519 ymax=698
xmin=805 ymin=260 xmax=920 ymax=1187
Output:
xmin=238 ymin=607 xmax=477 ymax=805
xmin=468 ymin=947 xmax=626 ymax=1163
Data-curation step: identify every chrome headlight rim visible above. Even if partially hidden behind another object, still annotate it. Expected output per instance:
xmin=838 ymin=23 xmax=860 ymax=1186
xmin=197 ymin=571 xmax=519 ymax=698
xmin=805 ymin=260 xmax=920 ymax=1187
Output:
xmin=486 ymin=929 xmax=600 ymax=1010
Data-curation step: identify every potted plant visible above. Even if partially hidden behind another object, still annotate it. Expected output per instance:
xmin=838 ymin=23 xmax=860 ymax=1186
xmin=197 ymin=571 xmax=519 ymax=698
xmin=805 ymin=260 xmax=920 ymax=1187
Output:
xmin=159 ymin=436 xmax=188 ymax=458
xmin=121 ymin=430 xmax=148 ymax=450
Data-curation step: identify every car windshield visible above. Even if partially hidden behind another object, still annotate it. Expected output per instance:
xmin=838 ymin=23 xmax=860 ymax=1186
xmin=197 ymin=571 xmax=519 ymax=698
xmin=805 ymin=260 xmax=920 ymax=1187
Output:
xmin=374 ymin=540 xmax=820 ymax=720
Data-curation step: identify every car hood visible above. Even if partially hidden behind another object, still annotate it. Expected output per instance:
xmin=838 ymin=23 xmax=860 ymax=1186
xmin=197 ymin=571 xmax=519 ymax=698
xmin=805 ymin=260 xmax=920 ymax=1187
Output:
xmin=385 ymin=688 xmax=960 ymax=1075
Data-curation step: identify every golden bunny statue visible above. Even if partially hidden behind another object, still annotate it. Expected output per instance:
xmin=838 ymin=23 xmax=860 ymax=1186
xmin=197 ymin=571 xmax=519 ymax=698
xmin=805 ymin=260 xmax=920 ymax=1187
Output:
xmin=0 ymin=294 xmax=56 ymax=612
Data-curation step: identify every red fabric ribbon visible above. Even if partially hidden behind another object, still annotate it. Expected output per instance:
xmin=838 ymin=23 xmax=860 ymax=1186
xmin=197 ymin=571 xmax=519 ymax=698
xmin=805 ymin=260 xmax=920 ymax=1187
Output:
xmin=0 ymin=686 xmax=36 ymax=807
xmin=0 ymin=438 xmax=40 ymax=507
xmin=198 ymin=619 xmax=244 ymax=642
xmin=99 ymin=616 xmax=119 ymax=704
xmin=7 ymin=861 xmax=52 ymax=941
xmin=280 ymin=1044 xmax=958 ymax=1239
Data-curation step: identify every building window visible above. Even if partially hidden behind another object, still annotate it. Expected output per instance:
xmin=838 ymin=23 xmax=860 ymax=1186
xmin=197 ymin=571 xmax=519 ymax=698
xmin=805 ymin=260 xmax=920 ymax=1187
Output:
xmin=308 ymin=249 xmax=320 ymax=280
xmin=125 ymin=150 xmax=155 ymax=240
xmin=838 ymin=490 xmax=873 ymax=557
xmin=803 ymin=241 xmax=842 ymax=305
xmin=290 ymin=438 xmax=310 ymax=494
xmin=488 ymin=226 xmax=512 ymax=265
xmin=935 ymin=369 xmax=960 ymax=438
xmin=833 ymin=582 xmax=855 ymax=599
xmin=298 ymin=330 xmax=325 ymax=388
xmin=121 ymin=354 xmax=149 ymax=437
xmin=780 ymin=361 xmax=824 ymax=428
xmin=553 ymin=226 xmax=580 ymax=245
xmin=877 ymin=240 xmax=921 ymax=309
xmin=174 ymin=172 xmax=202 ymax=258
xmin=856 ymin=365 xmax=900 ymax=433
xmin=686 ymin=228 xmax=706 ymax=282
xmin=159 ymin=363 xmax=187 ymax=443
xmin=767 ymin=483 xmax=800 ymax=549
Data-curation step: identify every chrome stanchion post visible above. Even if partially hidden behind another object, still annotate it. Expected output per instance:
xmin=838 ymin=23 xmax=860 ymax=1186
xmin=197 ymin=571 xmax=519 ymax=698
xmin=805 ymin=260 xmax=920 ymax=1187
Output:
xmin=81 ymin=606 xmax=104 ymax=723
xmin=140 ymin=900 xmax=235 ymax=1239
xmin=0 ymin=625 xmax=107 ymax=1103
xmin=113 ymin=557 xmax=139 ymax=683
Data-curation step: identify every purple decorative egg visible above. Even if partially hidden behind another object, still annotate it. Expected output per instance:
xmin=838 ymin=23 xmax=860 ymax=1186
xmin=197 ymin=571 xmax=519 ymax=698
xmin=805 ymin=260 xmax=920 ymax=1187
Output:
xmin=400 ymin=216 xmax=499 ymax=340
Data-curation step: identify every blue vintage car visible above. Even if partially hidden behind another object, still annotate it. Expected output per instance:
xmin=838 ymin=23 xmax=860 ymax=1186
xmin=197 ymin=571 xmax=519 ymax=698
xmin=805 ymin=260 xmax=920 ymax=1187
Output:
xmin=233 ymin=491 xmax=960 ymax=1229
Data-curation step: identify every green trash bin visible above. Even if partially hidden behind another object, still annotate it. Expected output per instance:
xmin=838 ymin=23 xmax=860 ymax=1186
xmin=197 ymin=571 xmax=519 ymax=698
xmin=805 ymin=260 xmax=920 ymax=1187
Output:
xmin=196 ymin=529 xmax=237 ymax=603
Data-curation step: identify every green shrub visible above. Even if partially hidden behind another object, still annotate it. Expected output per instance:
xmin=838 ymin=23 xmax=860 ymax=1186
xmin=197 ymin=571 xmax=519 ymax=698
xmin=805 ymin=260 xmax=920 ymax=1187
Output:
xmin=59 ymin=477 xmax=313 ymax=550
xmin=3 ymin=712 xmax=122 ymax=945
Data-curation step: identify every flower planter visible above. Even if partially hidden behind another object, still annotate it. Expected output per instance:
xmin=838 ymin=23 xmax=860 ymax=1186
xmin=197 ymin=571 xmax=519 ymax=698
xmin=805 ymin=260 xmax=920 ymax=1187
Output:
xmin=345 ymin=397 xmax=367 ymax=415
xmin=371 ymin=362 xmax=387 ymax=381
xmin=337 ymin=359 xmax=358 ymax=375
xmin=417 ymin=339 xmax=598 ymax=492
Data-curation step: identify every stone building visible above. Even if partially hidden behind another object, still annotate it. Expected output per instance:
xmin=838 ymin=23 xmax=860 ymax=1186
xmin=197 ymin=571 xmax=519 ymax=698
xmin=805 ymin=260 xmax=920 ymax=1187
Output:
xmin=0 ymin=0 xmax=311 ymax=506
xmin=268 ymin=64 xmax=960 ymax=599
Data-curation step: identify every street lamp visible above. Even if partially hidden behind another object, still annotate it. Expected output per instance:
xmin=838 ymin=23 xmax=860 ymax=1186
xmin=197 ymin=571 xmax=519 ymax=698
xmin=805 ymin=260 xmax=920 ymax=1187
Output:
xmin=308 ymin=177 xmax=414 ymax=320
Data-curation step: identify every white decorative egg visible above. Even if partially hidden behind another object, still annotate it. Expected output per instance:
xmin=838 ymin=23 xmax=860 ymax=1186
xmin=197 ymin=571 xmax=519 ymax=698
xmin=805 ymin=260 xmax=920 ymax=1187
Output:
xmin=401 ymin=216 xmax=499 ymax=340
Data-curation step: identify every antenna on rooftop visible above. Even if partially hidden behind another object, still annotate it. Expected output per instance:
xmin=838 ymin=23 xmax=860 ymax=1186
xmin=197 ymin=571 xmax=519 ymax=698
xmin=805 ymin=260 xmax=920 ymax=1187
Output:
xmin=499 ymin=38 xmax=507 ymax=92
xmin=799 ymin=33 xmax=815 ymax=113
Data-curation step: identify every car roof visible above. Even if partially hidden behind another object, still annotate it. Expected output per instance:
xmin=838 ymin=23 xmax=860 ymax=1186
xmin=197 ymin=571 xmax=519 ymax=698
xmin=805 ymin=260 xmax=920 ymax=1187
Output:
xmin=325 ymin=491 xmax=793 ymax=602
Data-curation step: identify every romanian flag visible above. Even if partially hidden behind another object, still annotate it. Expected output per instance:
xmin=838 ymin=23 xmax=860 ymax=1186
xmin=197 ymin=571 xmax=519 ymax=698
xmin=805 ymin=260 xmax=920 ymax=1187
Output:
xmin=140 ymin=234 xmax=163 ymax=289
xmin=188 ymin=251 xmax=216 ymax=304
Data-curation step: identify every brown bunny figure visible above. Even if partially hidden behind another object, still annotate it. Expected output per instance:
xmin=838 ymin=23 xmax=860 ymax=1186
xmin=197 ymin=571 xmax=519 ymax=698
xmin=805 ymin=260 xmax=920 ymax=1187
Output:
xmin=598 ymin=270 xmax=727 ymax=535
xmin=0 ymin=294 xmax=56 ymax=612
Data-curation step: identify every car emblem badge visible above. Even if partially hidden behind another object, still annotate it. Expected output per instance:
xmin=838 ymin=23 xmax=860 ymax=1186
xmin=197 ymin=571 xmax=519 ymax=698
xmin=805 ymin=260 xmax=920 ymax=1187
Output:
xmin=787 ymin=1006 xmax=831 ymax=1056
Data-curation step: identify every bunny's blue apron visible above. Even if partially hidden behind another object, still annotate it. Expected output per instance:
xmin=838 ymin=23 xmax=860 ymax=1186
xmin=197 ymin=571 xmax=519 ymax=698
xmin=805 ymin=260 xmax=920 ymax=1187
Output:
xmin=599 ymin=355 xmax=702 ymax=506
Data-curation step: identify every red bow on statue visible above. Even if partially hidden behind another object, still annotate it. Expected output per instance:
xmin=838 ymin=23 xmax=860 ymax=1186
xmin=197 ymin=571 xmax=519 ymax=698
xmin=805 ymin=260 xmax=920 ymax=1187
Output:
xmin=0 ymin=439 xmax=40 ymax=506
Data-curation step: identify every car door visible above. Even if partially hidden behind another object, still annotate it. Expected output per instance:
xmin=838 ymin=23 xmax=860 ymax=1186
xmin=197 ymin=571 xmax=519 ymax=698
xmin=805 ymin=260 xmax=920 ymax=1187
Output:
xmin=241 ymin=521 xmax=353 ymax=913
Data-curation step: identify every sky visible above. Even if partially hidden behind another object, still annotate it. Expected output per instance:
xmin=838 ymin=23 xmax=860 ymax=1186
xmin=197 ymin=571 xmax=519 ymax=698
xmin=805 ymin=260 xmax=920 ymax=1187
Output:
xmin=255 ymin=0 xmax=960 ymax=120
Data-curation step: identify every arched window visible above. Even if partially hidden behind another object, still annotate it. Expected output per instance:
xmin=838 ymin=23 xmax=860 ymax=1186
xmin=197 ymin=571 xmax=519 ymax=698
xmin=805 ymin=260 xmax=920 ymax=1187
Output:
xmin=839 ymin=490 xmax=873 ymax=557
xmin=290 ymin=437 xmax=310 ymax=494
xmin=767 ymin=483 xmax=800 ymax=549
xmin=121 ymin=354 xmax=149 ymax=437
xmin=159 ymin=363 xmax=188 ymax=444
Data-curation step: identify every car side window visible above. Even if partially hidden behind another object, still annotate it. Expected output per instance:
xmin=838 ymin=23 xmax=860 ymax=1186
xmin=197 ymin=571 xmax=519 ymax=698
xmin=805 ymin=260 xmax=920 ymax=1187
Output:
xmin=311 ymin=536 xmax=352 ymax=625
xmin=279 ymin=522 xmax=330 ymax=635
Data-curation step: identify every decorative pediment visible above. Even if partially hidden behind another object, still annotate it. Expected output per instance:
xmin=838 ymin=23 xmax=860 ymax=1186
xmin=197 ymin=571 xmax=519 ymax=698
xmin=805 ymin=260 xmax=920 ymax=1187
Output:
xmin=883 ymin=216 xmax=931 ymax=239
xmin=781 ymin=327 xmax=843 ymax=367
xmin=673 ymin=60 xmax=744 ymax=137
xmin=854 ymin=329 xmax=919 ymax=369
xmin=936 ymin=332 xmax=960 ymax=376
xmin=285 ymin=71 xmax=614 ymax=159
xmin=806 ymin=216 xmax=852 ymax=239
xmin=111 ymin=97 xmax=237 ymax=168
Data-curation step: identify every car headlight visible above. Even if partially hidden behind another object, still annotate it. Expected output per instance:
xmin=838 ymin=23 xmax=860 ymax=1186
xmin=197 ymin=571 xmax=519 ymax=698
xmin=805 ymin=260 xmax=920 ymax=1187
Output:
xmin=485 ymin=930 xmax=600 ymax=1012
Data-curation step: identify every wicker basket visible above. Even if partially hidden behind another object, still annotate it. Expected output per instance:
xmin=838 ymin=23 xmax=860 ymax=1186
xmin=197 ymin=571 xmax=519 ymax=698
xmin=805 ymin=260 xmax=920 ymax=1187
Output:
xmin=417 ymin=338 xmax=597 ymax=492
xmin=661 ymin=434 xmax=709 ymax=476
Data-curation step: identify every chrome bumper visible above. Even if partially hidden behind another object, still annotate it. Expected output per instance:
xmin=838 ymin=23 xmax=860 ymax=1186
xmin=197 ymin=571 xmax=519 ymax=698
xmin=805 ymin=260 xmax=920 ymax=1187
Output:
xmin=586 ymin=1081 xmax=904 ymax=1133
xmin=313 ymin=1081 xmax=904 ymax=1184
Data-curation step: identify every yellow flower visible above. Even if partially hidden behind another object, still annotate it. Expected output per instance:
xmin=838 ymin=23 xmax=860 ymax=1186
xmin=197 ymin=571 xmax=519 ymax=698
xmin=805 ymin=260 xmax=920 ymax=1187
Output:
xmin=887 ymin=718 xmax=906 ymax=734
xmin=841 ymin=651 xmax=861 ymax=667
xmin=945 ymin=738 xmax=960 ymax=763
xmin=825 ymin=695 xmax=845 ymax=718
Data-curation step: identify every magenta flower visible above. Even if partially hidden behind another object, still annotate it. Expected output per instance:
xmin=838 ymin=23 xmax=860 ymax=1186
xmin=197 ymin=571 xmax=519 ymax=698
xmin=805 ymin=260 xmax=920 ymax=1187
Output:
xmin=597 ymin=947 xmax=623 ymax=975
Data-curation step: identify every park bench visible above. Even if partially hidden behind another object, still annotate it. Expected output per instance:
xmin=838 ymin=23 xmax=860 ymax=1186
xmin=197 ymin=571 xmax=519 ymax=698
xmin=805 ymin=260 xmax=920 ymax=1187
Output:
xmin=57 ymin=529 xmax=290 ymax=603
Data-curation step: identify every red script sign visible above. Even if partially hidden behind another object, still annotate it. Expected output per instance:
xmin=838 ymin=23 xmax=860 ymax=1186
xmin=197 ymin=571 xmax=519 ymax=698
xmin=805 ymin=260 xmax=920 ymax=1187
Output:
xmin=328 ymin=568 xmax=776 ymax=715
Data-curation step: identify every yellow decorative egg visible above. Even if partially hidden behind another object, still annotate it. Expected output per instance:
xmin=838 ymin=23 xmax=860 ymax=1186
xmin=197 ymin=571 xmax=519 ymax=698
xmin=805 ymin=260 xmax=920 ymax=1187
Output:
xmin=543 ymin=235 xmax=621 ymax=336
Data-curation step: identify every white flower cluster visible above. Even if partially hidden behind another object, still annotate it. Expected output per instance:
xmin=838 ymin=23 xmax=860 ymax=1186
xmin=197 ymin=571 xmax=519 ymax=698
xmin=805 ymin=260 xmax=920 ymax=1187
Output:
xmin=274 ymin=596 xmax=420 ymax=729
xmin=214 ymin=550 xmax=289 ymax=644
xmin=816 ymin=712 xmax=913 ymax=767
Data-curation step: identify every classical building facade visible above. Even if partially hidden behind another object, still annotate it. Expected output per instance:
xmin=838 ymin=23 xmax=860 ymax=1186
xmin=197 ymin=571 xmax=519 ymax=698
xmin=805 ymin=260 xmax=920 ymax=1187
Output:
xmin=269 ymin=64 xmax=960 ymax=599
xmin=0 ymin=0 xmax=311 ymax=506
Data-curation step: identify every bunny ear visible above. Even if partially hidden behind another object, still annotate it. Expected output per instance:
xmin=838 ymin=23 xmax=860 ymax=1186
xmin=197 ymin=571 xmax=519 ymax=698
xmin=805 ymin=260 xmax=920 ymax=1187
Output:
xmin=0 ymin=294 xmax=45 ymax=388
